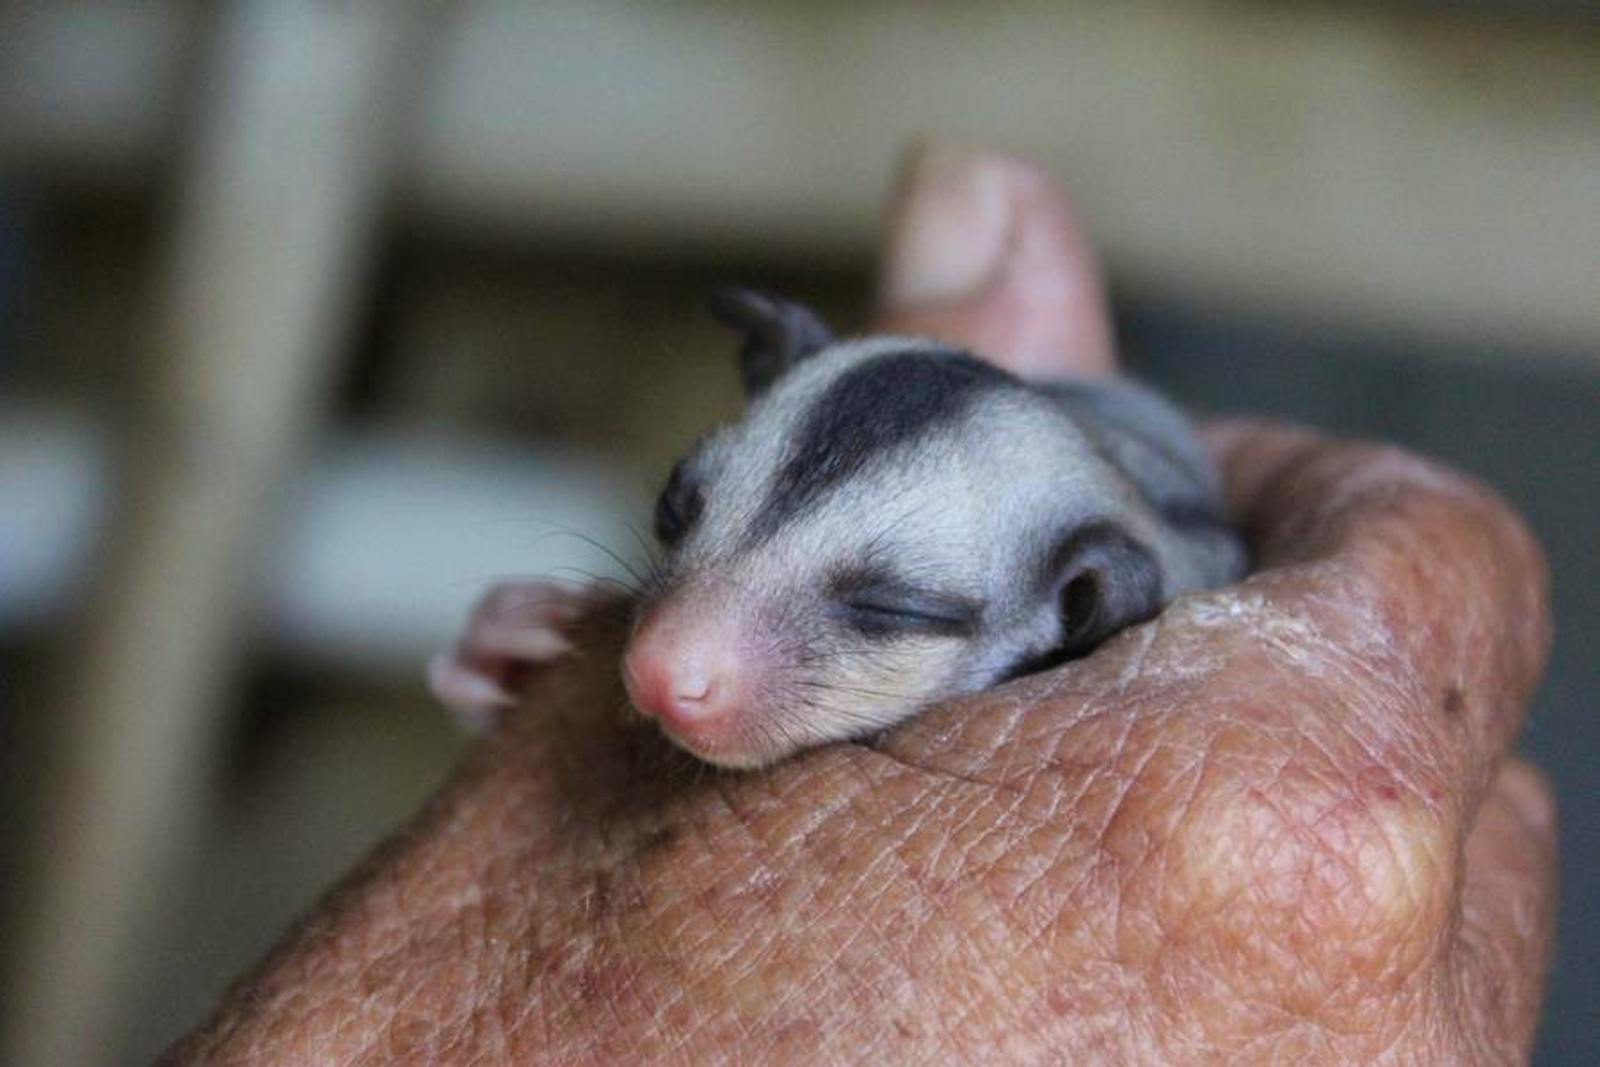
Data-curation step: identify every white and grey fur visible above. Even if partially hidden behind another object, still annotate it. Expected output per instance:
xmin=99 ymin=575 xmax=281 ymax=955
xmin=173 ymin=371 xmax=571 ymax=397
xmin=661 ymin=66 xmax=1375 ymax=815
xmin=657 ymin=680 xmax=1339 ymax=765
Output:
xmin=640 ymin=289 xmax=1246 ymax=764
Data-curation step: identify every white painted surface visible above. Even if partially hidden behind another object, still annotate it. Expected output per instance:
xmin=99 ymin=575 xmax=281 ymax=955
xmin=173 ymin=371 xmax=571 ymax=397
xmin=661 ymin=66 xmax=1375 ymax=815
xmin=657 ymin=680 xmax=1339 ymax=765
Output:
xmin=264 ymin=433 xmax=645 ymax=668
xmin=0 ymin=411 xmax=642 ymax=664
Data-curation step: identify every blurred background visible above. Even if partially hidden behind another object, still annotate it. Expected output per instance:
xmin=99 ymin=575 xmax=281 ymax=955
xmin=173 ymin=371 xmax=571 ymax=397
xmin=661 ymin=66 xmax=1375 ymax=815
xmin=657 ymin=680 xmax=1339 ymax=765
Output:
xmin=1 ymin=2 xmax=1596 ymax=1063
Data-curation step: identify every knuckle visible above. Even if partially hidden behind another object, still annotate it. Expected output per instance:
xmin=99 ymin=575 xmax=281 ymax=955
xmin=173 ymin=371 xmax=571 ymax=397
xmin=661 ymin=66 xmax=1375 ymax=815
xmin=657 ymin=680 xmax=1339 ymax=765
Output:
xmin=1330 ymin=448 xmax=1546 ymax=647
xmin=1163 ymin=744 xmax=1456 ymax=1007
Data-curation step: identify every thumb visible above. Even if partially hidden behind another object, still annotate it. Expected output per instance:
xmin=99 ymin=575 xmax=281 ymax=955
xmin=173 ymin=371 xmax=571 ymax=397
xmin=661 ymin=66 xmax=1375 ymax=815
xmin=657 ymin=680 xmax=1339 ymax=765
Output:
xmin=875 ymin=141 xmax=1117 ymax=380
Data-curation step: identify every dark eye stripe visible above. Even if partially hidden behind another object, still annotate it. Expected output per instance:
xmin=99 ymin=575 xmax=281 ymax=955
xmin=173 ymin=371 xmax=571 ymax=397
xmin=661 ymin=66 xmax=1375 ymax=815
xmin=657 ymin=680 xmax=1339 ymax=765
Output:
xmin=746 ymin=350 xmax=1013 ymax=546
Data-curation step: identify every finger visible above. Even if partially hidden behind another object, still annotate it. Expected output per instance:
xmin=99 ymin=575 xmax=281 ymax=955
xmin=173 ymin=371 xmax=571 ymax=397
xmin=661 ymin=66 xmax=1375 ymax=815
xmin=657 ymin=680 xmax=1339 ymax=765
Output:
xmin=873 ymin=141 xmax=1116 ymax=379
xmin=1452 ymin=758 xmax=1558 ymax=1060
xmin=1206 ymin=419 xmax=1552 ymax=804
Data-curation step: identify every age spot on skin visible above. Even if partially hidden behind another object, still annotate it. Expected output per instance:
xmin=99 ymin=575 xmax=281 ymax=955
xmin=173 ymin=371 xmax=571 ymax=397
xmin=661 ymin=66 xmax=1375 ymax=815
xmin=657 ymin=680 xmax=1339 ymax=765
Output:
xmin=636 ymin=825 xmax=678 ymax=858
xmin=1441 ymin=686 xmax=1465 ymax=717
xmin=585 ymin=866 xmax=648 ymax=920
xmin=588 ymin=870 xmax=613 ymax=916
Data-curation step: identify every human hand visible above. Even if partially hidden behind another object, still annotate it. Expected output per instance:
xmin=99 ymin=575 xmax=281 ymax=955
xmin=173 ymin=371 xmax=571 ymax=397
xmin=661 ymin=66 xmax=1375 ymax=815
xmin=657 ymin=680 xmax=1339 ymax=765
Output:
xmin=168 ymin=144 xmax=1556 ymax=1064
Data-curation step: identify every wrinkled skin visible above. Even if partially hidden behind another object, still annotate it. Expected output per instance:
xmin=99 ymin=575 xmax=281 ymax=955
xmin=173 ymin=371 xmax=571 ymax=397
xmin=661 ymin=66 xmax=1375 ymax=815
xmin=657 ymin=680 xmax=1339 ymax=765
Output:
xmin=167 ymin=145 xmax=1556 ymax=1065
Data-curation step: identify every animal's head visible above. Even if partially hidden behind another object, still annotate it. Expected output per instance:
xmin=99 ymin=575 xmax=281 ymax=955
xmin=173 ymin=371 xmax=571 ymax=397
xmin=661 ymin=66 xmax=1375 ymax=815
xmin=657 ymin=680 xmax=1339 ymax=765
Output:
xmin=623 ymin=289 xmax=1166 ymax=767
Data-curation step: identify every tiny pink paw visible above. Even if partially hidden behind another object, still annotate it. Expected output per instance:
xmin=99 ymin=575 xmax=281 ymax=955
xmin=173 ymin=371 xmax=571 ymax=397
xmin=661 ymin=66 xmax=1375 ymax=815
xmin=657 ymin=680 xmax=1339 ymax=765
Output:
xmin=427 ymin=580 xmax=601 ymax=732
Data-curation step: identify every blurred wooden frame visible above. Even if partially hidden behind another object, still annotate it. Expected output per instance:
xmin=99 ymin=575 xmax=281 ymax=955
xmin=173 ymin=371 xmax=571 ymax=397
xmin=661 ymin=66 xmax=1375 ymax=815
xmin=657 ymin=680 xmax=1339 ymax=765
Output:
xmin=7 ymin=2 xmax=1600 ymax=355
xmin=4 ymin=4 xmax=431 ymax=1065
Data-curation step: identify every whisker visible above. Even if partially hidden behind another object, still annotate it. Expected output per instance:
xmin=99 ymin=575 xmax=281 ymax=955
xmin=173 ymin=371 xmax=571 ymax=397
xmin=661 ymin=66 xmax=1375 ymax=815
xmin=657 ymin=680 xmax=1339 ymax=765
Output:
xmin=546 ymin=566 xmax=641 ymax=597
xmin=621 ymin=522 xmax=666 ymax=574
xmin=521 ymin=524 xmax=652 ymax=586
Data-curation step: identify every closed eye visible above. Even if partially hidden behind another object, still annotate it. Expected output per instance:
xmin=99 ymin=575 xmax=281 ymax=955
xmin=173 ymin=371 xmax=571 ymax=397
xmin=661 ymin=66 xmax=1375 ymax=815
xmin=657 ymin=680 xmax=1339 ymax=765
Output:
xmin=836 ymin=585 xmax=980 ymax=638
xmin=654 ymin=460 xmax=704 ymax=546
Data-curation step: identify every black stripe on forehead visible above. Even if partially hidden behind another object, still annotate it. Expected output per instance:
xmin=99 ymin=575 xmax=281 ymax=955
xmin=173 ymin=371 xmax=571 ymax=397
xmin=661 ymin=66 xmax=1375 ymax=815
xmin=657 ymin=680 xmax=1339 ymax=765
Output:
xmin=747 ymin=349 xmax=1013 ymax=543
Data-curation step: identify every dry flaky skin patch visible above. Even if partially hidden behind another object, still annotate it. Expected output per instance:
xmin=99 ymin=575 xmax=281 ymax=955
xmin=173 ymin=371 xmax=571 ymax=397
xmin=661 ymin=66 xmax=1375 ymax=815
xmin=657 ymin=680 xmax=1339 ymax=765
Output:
xmin=163 ymin=419 xmax=1555 ymax=1067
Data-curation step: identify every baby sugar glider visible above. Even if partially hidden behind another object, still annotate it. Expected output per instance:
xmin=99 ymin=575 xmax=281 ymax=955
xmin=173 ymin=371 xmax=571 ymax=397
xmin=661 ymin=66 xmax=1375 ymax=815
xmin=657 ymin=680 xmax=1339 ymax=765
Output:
xmin=429 ymin=289 xmax=1246 ymax=768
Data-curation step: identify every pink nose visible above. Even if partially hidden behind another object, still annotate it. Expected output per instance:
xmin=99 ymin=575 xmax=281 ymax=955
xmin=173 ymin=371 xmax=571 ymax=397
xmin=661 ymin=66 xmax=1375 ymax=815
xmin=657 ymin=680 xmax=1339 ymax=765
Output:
xmin=622 ymin=616 xmax=742 ymax=734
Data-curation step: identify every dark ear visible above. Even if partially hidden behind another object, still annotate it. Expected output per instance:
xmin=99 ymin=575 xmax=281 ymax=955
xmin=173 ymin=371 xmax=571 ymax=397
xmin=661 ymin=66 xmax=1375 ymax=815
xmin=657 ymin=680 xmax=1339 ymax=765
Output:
xmin=708 ymin=287 xmax=835 ymax=396
xmin=1050 ymin=522 xmax=1164 ymax=657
